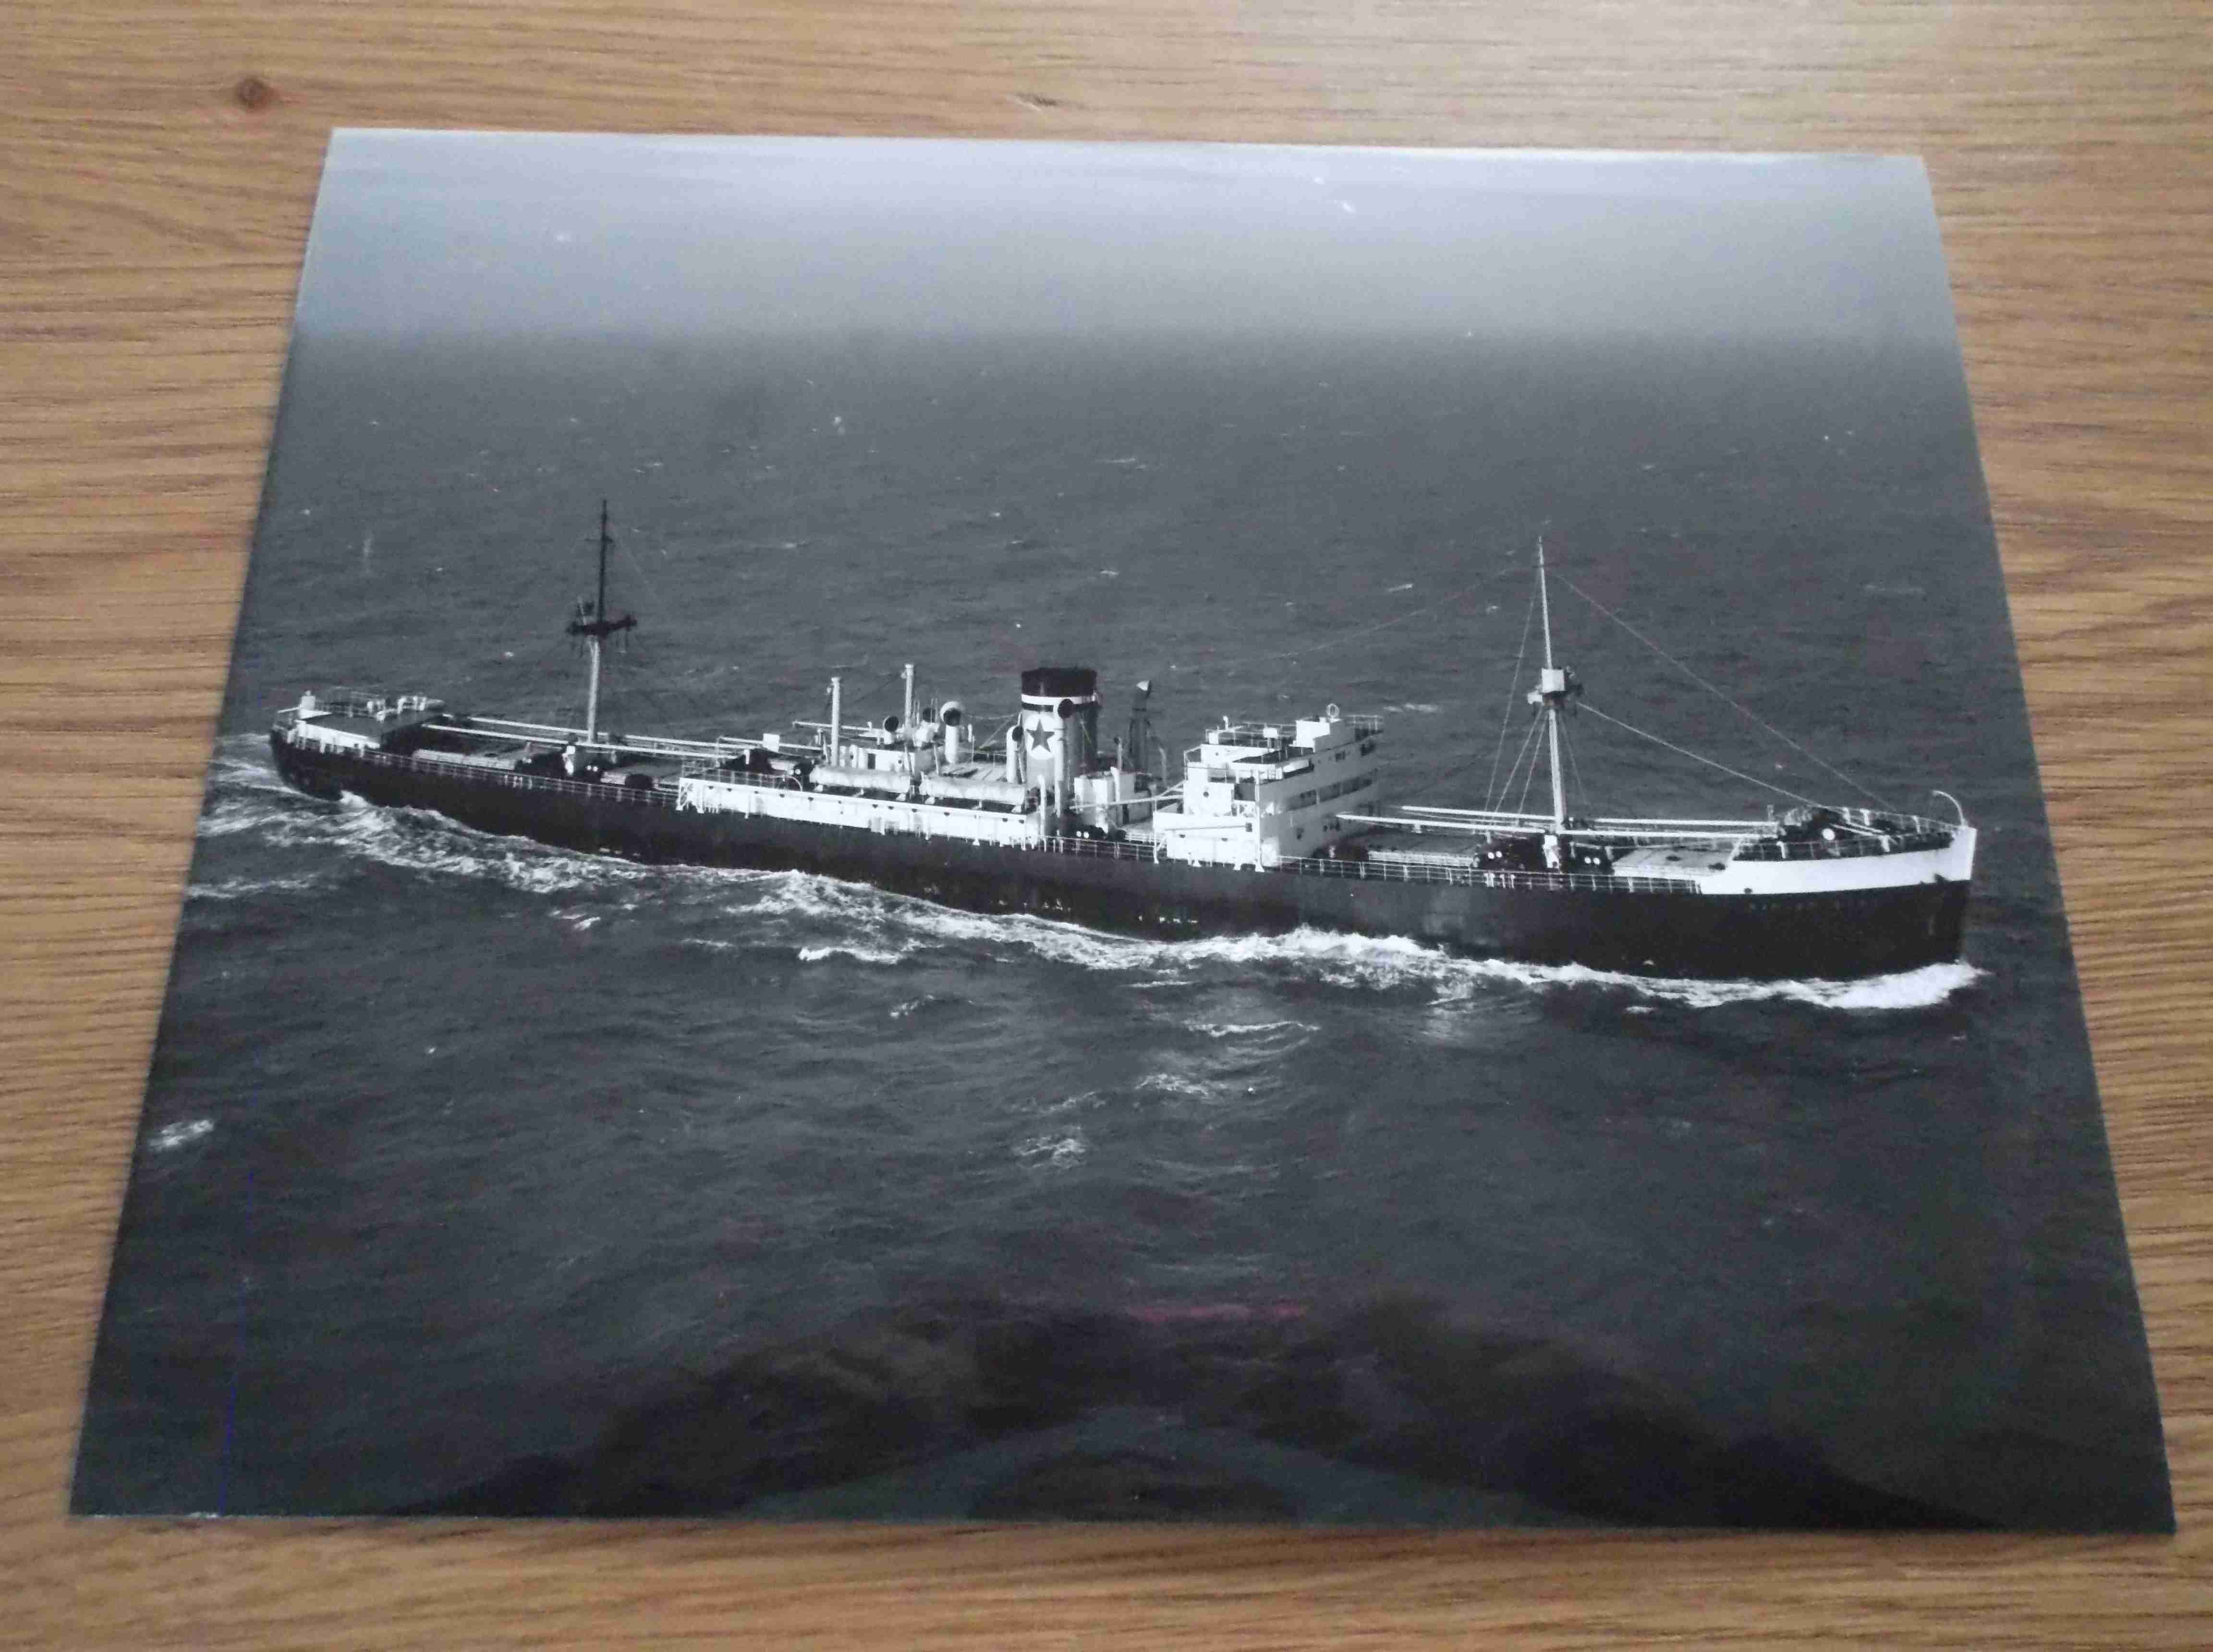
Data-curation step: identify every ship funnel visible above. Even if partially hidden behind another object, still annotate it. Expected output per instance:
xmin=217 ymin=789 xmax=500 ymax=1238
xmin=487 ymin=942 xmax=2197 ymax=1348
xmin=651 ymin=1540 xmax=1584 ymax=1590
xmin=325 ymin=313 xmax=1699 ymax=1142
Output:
xmin=1018 ymin=667 xmax=1100 ymax=824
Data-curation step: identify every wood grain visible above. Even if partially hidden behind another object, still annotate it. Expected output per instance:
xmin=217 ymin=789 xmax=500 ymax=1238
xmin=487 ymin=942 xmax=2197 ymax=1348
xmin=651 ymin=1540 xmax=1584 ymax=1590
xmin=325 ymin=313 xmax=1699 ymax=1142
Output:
xmin=3 ymin=2 xmax=2208 ymax=1643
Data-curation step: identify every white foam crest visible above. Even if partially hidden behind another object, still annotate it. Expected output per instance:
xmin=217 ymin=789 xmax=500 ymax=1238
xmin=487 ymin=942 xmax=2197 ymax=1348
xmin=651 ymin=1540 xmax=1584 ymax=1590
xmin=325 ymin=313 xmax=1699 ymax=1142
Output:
xmin=1149 ymin=927 xmax=1488 ymax=991
xmin=192 ymin=743 xmax=317 ymax=833
xmin=1727 ymin=960 xmax=1985 ymax=1012
xmin=1133 ymin=1072 xmax=1222 ymax=1101
xmin=185 ymin=873 xmax=327 ymax=902
xmin=1041 ymin=1088 xmax=1105 ymax=1114
xmin=772 ymin=897 xmax=1448 ymax=982
xmin=213 ymin=764 xmax=799 ymax=905
xmin=148 ymin=1118 xmax=213 ymax=1152
xmin=796 ymin=942 xmax=915 ymax=965
xmin=195 ymin=740 xmax=315 ymax=836
xmin=1425 ymin=954 xmax=1988 ymax=1011
xmin=261 ymin=795 xmax=659 ymax=896
xmin=724 ymin=873 xmax=902 ymax=924
xmin=1182 ymin=1019 xmax=1320 ymax=1040
xmin=712 ymin=875 xmax=1167 ymax=970
xmin=1024 ymin=921 xmax=1985 ymax=1012
xmin=198 ymin=799 xmax=286 ymax=839
xmin=897 ymin=892 xmax=1991 ymax=1008
xmin=703 ymin=884 xmax=1981 ymax=1013
xmin=888 ymin=993 xmax=967 ymax=1020
xmin=1013 ymin=1131 xmax=1087 ymax=1167
xmin=206 ymin=735 xmax=296 ymax=792
xmin=204 ymin=766 xmax=782 ymax=901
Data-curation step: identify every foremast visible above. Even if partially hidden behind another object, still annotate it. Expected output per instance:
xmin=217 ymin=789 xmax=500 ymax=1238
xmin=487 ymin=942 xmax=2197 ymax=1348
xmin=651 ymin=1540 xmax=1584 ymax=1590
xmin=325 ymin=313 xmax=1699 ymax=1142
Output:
xmin=1525 ymin=540 xmax=1582 ymax=830
xmin=566 ymin=500 xmax=636 ymax=745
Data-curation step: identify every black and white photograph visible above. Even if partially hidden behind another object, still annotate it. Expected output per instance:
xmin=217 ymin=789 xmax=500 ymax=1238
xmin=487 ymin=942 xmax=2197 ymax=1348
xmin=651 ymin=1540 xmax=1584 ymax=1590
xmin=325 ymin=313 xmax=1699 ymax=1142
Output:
xmin=74 ymin=133 xmax=2170 ymax=1528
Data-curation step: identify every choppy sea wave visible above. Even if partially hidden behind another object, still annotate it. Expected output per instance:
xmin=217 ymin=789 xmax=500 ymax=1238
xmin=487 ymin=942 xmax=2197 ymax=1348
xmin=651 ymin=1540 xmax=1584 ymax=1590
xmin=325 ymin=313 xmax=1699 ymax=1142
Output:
xmin=185 ymin=872 xmax=331 ymax=902
xmin=1181 ymin=1019 xmax=1321 ymax=1040
xmin=146 ymin=1118 xmax=214 ymax=1153
xmin=795 ymin=941 xmax=920 ymax=966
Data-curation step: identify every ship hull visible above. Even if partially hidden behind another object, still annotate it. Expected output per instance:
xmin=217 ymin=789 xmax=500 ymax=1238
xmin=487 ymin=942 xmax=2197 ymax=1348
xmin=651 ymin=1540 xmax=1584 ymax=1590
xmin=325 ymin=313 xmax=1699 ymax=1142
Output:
xmin=271 ymin=737 xmax=1970 ymax=981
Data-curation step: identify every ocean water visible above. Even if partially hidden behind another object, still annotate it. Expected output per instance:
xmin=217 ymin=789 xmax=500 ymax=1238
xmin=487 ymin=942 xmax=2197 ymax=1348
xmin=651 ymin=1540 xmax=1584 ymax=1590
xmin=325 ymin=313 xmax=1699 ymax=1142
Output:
xmin=75 ymin=334 xmax=2168 ymax=1526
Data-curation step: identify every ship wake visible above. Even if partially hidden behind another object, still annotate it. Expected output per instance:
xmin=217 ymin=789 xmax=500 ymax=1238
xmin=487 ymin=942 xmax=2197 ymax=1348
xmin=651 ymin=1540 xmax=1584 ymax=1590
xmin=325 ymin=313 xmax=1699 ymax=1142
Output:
xmin=725 ymin=872 xmax=1985 ymax=1011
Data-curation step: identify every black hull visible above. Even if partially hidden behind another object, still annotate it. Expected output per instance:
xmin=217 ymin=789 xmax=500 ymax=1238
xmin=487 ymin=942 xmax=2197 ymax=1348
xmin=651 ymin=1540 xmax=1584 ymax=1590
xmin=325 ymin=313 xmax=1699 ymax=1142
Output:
xmin=271 ymin=737 xmax=1970 ymax=981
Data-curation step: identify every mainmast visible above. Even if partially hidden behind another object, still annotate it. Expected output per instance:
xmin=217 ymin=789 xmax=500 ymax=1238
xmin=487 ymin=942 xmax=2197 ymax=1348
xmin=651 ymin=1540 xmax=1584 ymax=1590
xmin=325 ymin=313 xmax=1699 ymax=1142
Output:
xmin=566 ymin=499 xmax=636 ymax=745
xmin=1526 ymin=540 xmax=1581 ymax=830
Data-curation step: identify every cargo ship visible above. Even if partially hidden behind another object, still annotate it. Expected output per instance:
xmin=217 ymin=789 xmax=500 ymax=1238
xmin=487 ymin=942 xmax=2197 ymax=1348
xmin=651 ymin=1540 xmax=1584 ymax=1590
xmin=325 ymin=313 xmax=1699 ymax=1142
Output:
xmin=269 ymin=508 xmax=1975 ymax=980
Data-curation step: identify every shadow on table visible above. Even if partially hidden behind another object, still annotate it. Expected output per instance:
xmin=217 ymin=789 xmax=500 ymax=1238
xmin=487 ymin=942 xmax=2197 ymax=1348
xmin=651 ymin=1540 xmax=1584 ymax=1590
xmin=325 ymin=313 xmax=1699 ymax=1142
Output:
xmin=398 ymin=1296 xmax=2017 ymax=1528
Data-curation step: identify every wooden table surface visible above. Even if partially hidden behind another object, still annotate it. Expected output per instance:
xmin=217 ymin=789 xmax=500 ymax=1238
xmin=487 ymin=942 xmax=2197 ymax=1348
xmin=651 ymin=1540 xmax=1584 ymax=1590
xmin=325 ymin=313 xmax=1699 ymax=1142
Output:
xmin=5 ymin=2 xmax=2208 ymax=1644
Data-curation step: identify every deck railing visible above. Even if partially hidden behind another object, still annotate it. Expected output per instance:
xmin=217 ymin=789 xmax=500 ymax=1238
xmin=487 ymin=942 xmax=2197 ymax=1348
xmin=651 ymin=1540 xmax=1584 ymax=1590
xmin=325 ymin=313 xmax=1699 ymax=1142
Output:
xmin=1731 ymin=830 xmax=1952 ymax=862
xmin=281 ymin=731 xmax=682 ymax=807
xmin=1274 ymin=853 xmax=1694 ymax=896
xmin=1032 ymin=831 xmax=1696 ymax=895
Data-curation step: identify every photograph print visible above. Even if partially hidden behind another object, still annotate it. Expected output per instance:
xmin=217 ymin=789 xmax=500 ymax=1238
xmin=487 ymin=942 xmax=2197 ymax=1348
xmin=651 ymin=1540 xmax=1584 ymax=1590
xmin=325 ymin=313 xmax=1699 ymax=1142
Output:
xmin=76 ymin=134 xmax=2169 ymax=1529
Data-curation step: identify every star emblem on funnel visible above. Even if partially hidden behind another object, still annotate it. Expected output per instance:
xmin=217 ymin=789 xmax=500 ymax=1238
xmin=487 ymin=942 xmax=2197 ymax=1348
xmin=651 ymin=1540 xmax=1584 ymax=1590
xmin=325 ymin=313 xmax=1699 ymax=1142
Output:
xmin=1027 ymin=725 xmax=1055 ymax=752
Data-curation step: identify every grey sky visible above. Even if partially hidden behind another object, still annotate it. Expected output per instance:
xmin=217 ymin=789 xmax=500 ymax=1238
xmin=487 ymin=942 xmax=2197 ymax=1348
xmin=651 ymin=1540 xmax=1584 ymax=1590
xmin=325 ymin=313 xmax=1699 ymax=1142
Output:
xmin=298 ymin=133 xmax=1956 ymax=346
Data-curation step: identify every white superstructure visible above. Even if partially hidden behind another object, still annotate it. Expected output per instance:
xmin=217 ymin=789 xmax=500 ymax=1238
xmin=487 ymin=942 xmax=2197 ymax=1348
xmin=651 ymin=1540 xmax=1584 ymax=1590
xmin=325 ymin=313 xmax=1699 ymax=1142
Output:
xmin=670 ymin=663 xmax=1174 ymax=848
xmin=1147 ymin=709 xmax=1384 ymax=868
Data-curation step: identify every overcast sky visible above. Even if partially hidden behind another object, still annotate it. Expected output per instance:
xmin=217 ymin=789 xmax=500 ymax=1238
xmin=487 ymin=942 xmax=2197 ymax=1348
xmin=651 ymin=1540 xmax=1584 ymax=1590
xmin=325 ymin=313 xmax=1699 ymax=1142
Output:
xmin=296 ymin=133 xmax=1958 ymax=347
